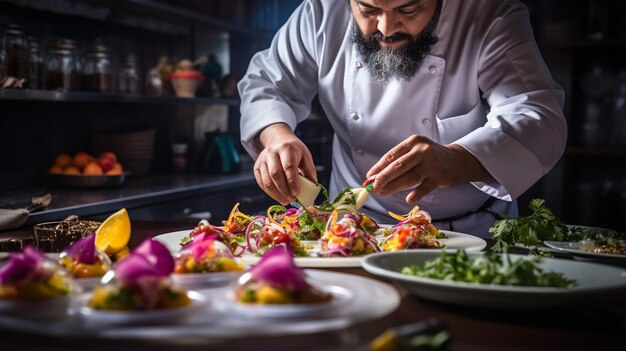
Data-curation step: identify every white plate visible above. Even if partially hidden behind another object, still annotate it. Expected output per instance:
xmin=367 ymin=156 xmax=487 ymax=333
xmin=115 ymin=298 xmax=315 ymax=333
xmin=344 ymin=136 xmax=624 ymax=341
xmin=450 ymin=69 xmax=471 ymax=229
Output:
xmin=225 ymin=284 xmax=353 ymax=319
xmin=544 ymin=241 xmax=626 ymax=265
xmin=171 ymin=271 xmax=244 ymax=289
xmin=0 ymin=295 xmax=71 ymax=320
xmin=153 ymin=230 xmax=486 ymax=268
xmin=74 ymin=277 xmax=103 ymax=291
xmin=0 ymin=270 xmax=400 ymax=340
xmin=74 ymin=290 xmax=208 ymax=326
xmin=362 ymin=251 xmax=626 ymax=309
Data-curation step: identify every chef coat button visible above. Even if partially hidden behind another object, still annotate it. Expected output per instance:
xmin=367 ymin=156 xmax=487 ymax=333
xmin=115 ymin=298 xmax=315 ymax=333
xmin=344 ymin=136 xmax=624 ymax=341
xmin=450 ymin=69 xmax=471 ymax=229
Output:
xmin=356 ymin=148 xmax=364 ymax=155
xmin=351 ymin=112 xmax=360 ymax=121
xmin=429 ymin=66 xmax=437 ymax=74
xmin=422 ymin=118 xmax=431 ymax=126
xmin=356 ymin=62 xmax=364 ymax=68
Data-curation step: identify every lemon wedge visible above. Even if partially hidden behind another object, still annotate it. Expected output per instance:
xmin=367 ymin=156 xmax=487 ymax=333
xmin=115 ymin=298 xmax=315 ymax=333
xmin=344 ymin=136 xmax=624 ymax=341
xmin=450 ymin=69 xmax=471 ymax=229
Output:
xmin=95 ymin=208 xmax=131 ymax=256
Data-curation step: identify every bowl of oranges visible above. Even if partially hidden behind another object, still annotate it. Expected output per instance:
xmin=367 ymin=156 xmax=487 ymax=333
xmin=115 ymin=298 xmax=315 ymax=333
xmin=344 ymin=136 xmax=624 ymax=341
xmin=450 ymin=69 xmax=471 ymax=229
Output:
xmin=48 ymin=151 xmax=127 ymax=188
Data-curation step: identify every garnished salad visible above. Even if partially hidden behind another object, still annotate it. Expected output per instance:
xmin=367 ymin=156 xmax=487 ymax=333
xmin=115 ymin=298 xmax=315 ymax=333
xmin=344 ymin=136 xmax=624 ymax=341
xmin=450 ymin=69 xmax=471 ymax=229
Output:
xmin=379 ymin=206 xmax=445 ymax=251
xmin=401 ymin=250 xmax=576 ymax=288
xmin=178 ymin=203 xmax=252 ymax=256
xmin=235 ymin=246 xmax=331 ymax=304
xmin=244 ymin=216 xmax=308 ymax=256
xmin=175 ymin=233 xmax=244 ymax=273
xmin=319 ymin=209 xmax=380 ymax=257
xmin=0 ymin=246 xmax=74 ymax=299
xmin=89 ymin=239 xmax=190 ymax=310
xmin=266 ymin=205 xmax=330 ymax=241
xmin=59 ymin=233 xmax=112 ymax=279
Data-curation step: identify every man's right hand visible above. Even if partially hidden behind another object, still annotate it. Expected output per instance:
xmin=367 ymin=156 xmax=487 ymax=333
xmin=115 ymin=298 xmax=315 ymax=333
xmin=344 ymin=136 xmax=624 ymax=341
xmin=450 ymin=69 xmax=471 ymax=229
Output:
xmin=253 ymin=123 xmax=317 ymax=205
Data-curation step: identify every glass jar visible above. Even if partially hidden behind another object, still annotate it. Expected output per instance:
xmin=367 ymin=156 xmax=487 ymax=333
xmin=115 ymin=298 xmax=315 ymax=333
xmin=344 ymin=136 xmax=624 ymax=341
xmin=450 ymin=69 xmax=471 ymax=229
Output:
xmin=45 ymin=38 xmax=80 ymax=91
xmin=118 ymin=53 xmax=140 ymax=94
xmin=28 ymin=37 xmax=44 ymax=89
xmin=3 ymin=24 xmax=29 ymax=81
xmin=83 ymin=42 xmax=112 ymax=92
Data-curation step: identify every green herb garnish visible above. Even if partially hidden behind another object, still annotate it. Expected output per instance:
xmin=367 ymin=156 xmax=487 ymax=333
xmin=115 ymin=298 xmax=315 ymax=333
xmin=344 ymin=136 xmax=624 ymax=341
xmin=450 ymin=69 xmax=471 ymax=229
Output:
xmin=489 ymin=198 xmax=619 ymax=253
xmin=401 ymin=250 xmax=576 ymax=288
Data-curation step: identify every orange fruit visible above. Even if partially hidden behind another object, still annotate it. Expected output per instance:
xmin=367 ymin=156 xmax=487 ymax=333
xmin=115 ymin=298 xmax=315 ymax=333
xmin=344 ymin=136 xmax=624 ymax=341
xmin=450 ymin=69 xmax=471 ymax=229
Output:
xmin=83 ymin=162 xmax=103 ymax=175
xmin=63 ymin=166 xmax=81 ymax=174
xmin=73 ymin=151 xmax=92 ymax=169
xmin=54 ymin=153 xmax=72 ymax=167
xmin=49 ymin=165 xmax=64 ymax=174
xmin=95 ymin=208 xmax=131 ymax=256
xmin=106 ymin=162 xmax=123 ymax=175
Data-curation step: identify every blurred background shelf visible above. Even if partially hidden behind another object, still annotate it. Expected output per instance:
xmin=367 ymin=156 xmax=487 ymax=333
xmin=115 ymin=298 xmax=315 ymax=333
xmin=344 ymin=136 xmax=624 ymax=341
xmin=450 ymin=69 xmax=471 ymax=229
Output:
xmin=0 ymin=89 xmax=241 ymax=106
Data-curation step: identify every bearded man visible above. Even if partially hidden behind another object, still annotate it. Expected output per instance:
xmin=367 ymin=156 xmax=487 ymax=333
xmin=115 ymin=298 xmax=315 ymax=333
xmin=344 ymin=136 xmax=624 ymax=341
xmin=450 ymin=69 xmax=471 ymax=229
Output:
xmin=238 ymin=0 xmax=566 ymax=237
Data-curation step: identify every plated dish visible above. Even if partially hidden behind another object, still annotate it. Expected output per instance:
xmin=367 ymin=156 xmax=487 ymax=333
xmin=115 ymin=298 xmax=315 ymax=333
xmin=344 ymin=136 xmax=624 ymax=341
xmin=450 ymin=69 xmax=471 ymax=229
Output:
xmin=362 ymin=250 xmax=626 ymax=309
xmin=153 ymin=229 xmax=487 ymax=268
xmin=544 ymin=241 xmax=626 ymax=265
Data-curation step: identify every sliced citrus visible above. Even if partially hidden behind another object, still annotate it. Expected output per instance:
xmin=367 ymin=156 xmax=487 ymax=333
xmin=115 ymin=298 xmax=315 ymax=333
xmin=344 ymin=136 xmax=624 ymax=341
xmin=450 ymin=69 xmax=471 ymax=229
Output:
xmin=95 ymin=208 xmax=131 ymax=256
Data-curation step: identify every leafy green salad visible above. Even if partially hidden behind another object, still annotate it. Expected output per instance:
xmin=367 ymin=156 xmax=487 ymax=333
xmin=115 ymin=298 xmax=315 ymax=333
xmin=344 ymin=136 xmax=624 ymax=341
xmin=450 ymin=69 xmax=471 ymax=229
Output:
xmin=401 ymin=250 xmax=576 ymax=288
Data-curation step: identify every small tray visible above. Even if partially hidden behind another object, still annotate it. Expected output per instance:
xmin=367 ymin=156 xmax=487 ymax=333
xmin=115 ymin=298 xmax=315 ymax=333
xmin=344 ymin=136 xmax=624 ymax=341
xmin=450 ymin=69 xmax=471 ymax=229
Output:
xmin=49 ymin=173 xmax=127 ymax=188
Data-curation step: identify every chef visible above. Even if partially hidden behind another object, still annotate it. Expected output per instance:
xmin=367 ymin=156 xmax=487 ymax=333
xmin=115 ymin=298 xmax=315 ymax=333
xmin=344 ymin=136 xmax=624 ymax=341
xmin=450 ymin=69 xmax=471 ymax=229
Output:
xmin=238 ymin=0 xmax=566 ymax=237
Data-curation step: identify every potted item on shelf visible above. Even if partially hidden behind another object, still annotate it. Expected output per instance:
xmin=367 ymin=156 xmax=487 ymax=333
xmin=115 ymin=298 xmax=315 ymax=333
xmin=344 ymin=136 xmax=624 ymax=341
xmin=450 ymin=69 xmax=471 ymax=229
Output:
xmin=196 ymin=54 xmax=222 ymax=97
xmin=170 ymin=59 xmax=204 ymax=98
xmin=146 ymin=56 xmax=175 ymax=96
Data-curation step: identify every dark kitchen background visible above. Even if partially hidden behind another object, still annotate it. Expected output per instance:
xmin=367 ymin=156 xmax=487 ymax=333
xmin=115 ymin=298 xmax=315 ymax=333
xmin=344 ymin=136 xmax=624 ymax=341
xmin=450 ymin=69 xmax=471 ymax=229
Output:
xmin=0 ymin=0 xmax=624 ymax=232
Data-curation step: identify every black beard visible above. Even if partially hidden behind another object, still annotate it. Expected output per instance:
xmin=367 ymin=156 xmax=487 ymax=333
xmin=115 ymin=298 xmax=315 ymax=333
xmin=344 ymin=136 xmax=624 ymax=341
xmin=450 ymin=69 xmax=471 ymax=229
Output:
xmin=352 ymin=0 xmax=441 ymax=85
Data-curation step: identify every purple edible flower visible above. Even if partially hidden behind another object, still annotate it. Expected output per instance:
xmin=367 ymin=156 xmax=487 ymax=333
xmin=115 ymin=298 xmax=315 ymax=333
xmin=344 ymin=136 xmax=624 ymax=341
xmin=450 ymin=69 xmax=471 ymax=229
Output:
xmin=249 ymin=246 xmax=307 ymax=290
xmin=186 ymin=233 xmax=221 ymax=262
xmin=134 ymin=239 xmax=174 ymax=276
xmin=0 ymin=245 xmax=48 ymax=284
xmin=63 ymin=233 xmax=96 ymax=265
xmin=114 ymin=239 xmax=174 ymax=285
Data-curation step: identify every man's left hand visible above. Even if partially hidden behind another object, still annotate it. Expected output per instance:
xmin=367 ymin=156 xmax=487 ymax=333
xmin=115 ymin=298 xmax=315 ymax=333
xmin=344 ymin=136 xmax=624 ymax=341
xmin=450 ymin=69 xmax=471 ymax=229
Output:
xmin=366 ymin=135 xmax=493 ymax=204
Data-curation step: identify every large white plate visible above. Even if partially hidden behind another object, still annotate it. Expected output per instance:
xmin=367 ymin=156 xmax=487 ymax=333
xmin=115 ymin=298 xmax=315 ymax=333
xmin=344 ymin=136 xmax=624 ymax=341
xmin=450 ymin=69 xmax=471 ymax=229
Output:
xmin=153 ymin=229 xmax=486 ymax=268
xmin=544 ymin=241 xmax=626 ymax=265
xmin=0 ymin=270 xmax=400 ymax=340
xmin=362 ymin=251 xmax=626 ymax=309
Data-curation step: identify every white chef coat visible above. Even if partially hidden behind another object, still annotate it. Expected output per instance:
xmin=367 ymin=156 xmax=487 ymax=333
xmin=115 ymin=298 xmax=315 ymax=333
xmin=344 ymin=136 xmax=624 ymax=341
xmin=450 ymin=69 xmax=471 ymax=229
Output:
xmin=238 ymin=0 xmax=567 ymax=238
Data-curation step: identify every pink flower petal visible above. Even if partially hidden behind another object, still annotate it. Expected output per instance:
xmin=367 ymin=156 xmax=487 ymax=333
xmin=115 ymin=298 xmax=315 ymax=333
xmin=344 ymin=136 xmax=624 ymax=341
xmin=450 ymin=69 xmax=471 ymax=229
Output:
xmin=115 ymin=253 xmax=164 ymax=286
xmin=63 ymin=233 xmax=96 ymax=264
xmin=134 ymin=239 xmax=174 ymax=276
xmin=249 ymin=246 xmax=307 ymax=290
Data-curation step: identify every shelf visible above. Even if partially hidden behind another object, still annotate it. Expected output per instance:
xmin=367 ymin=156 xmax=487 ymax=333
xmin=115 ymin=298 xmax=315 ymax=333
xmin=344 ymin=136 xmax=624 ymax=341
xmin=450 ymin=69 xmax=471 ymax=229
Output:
xmin=2 ymin=0 xmax=274 ymax=38
xmin=565 ymin=146 xmax=626 ymax=157
xmin=0 ymin=89 xmax=240 ymax=106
